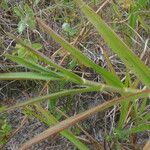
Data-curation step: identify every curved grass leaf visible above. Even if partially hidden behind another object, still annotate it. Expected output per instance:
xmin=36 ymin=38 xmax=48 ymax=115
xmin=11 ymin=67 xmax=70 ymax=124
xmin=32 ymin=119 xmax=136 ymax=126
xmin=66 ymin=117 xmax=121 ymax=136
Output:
xmin=5 ymin=54 xmax=61 ymax=78
xmin=19 ymin=90 xmax=150 ymax=150
xmin=75 ymin=0 xmax=150 ymax=87
xmin=36 ymin=18 xmax=123 ymax=88
xmin=7 ymin=33 xmax=83 ymax=84
xmin=0 ymin=87 xmax=101 ymax=113
xmin=0 ymin=72 xmax=61 ymax=81
xmin=1 ymin=84 xmax=141 ymax=113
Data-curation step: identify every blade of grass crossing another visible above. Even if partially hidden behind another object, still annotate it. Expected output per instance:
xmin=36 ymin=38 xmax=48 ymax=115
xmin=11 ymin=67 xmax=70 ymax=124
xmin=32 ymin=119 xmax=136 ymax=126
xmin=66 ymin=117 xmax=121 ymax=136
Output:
xmin=74 ymin=0 xmax=150 ymax=87
xmin=19 ymin=90 xmax=150 ymax=150
xmin=75 ymin=0 xmax=150 ymax=129
xmin=35 ymin=104 xmax=90 ymax=150
xmin=7 ymin=33 xmax=83 ymax=84
xmin=0 ymin=85 xmax=141 ymax=113
xmin=5 ymin=54 xmax=61 ymax=78
xmin=36 ymin=18 xmax=123 ymax=88
xmin=1 ymin=87 xmax=101 ymax=112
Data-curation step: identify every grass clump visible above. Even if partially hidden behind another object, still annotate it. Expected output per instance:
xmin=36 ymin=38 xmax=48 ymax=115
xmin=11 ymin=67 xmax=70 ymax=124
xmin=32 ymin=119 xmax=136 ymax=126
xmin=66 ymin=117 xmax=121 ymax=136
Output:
xmin=0 ymin=0 xmax=149 ymax=149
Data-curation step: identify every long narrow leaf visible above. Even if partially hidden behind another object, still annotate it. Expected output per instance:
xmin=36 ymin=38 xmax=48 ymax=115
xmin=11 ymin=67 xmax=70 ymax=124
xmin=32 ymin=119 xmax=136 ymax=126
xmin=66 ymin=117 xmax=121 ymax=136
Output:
xmin=0 ymin=85 xmax=141 ymax=113
xmin=36 ymin=18 xmax=123 ymax=88
xmin=7 ymin=33 xmax=83 ymax=84
xmin=129 ymin=124 xmax=150 ymax=134
xmin=1 ymin=87 xmax=101 ymax=112
xmin=75 ymin=0 xmax=150 ymax=87
xmin=5 ymin=54 xmax=61 ymax=78
xmin=0 ymin=72 xmax=61 ymax=81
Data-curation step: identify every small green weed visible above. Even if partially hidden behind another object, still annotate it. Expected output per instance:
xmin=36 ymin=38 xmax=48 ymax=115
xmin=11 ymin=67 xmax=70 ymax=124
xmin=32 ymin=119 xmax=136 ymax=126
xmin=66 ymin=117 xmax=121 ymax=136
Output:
xmin=14 ymin=4 xmax=36 ymax=33
xmin=0 ymin=116 xmax=12 ymax=146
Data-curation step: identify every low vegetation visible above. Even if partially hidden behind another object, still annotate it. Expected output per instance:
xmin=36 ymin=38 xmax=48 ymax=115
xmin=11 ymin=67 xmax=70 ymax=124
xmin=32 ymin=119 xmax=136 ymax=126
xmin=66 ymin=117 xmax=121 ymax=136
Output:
xmin=0 ymin=0 xmax=150 ymax=149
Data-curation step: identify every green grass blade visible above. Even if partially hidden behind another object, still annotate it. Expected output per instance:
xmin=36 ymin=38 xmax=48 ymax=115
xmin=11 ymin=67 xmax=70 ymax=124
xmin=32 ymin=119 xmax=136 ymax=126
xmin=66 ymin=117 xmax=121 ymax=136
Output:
xmin=141 ymin=113 xmax=150 ymax=123
xmin=0 ymin=72 xmax=61 ymax=81
xmin=138 ymin=98 xmax=148 ymax=114
xmin=61 ymin=130 xmax=90 ymax=150
xmin=138 ymin=16 xmax=149 ymax=33
xmin=7 ymin=33 xmax=83 ymax=84
xmin=128 ymin=0 xmax=149 ymax=40
xmin=0 ymin=84 xmax=142 ymax=113
xmin=0 ymin=87 xmax=101 ymax=112
xmin=37 ymin=18 xmax=123 ymax=88
xmin=75 ymin=0 xmax=150 ymax=87
xmin=5 ymin=54 xmax=61 ymax=78
xmin=129 ymin=123 xmax=150 ymax=134
xmin=118 ymin=102 xmax=129 ymax=128
xmin=35 ymin=105 xmax=90 ymax=150
xmin=136 ymin=0 xmax=149 ymax=10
